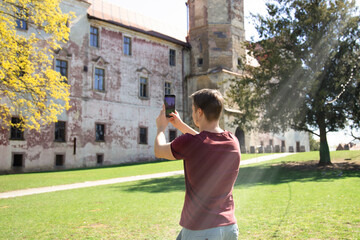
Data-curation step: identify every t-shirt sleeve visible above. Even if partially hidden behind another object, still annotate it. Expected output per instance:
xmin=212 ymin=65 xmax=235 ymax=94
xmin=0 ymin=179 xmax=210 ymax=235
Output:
xmin=170 ymin=133 xmax=194 ymax=160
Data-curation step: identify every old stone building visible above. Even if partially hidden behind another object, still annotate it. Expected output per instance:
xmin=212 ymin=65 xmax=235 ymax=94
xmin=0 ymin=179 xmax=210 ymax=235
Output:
xmin=184 ymin=0 xmax=309 ymax=154
xmin=0 ymin=0 xmax=309 ymax=173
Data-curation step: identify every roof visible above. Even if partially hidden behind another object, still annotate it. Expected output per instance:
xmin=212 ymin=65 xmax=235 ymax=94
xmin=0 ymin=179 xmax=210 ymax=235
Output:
xmin=86 ymin=0 xmax=189 ymax=47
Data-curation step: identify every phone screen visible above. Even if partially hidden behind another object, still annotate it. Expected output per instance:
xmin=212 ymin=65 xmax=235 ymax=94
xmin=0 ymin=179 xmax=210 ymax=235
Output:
xmin=164 ymin=95 xmax=176 ymax=118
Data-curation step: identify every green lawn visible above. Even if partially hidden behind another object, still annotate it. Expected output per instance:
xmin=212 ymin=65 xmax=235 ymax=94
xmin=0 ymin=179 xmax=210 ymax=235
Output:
xmin=0 ymin=153 xmax=272 ymax=192
xmin=0 ymin=151 xmax=359 ymax=239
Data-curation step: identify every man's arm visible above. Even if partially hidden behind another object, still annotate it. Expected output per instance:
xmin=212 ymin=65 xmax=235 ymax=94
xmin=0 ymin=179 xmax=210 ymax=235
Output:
xmin=154 ymin=106 xmax=176 ymax=160
xmin=154 ymin=130 xmax=176 ymax=160
xmin=169 ymin=110 xmax=198 ymax=135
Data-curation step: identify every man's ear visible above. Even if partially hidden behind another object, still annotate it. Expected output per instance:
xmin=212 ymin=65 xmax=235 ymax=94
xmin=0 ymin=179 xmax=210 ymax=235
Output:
xmin=197 ymin=108 xmax=204 ymax=117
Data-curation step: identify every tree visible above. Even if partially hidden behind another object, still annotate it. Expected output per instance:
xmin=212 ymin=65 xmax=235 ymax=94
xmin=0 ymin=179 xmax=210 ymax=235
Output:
xmin=0 ymin=0 xmax=73 ymax=131
xmin=228 ymin=0 xmax=360 ymax=165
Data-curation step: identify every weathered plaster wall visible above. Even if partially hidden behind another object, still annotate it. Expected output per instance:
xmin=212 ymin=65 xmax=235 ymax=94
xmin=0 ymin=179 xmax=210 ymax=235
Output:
xmin=0 ymin=0 xmax=187 ymax=172
xmin=71 ymin=22 xmax=186 ymax=167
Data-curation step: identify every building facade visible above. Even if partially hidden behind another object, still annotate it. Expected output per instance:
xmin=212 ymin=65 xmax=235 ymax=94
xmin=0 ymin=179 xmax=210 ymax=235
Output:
xmin=0 ymin=0 xmax=309 ymax=173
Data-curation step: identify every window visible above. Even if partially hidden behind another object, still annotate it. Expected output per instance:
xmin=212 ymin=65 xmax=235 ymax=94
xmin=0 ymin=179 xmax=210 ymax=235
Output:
xmin=197 ymin=58 xmax=203 ymax=67
xmin=97 ymin=154 xmax=104 ymax=165
xmin=15 ymin=7 xmax=27 ymax=30
xmin=55 ymin=60 xmax=68 ymax=82
xmin=165 ymin=82 xmax=171 ymax=95
xmin=55 ymin=154 xmax=64 ymax=166
xmin=90 ymin=26 xmax=99 ymax=47
xmin=139 ymin=77 xmax=148 ymax=98
xmin=94 ymin=68 xmax=105 ymax=91
xmin=124 ymin=36 xmax=132 ymax=56
xmin=139 ymin=127 xmax=148 ymax=144
xmin=169 ymin=130 xmax=177 ymax=142
xmin=10 ymin=117 xmax=24 ymax=140
xmin=55 ymin=121 xmax=66 ymax=142
xmin=13 ymin=154 xmax=23 ymax=167
xmin=95 ymin=124 xmax=105 ymax=141
xmin=169 ymin=49 xmax=176 ymax=66
xmin=237 ymin=58 xmax=242 ymax=66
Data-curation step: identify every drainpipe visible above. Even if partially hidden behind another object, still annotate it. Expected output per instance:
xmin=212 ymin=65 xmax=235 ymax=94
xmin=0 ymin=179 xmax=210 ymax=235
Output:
xmin=182 ymin=47 xmax=186 ymax=122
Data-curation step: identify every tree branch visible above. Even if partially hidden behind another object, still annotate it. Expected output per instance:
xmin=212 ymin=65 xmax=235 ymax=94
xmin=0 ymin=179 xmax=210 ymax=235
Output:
xmin=351 ymin=131 xmax=360 ymax=141
xmin=291 ymin=124 xmax=320 ymax=137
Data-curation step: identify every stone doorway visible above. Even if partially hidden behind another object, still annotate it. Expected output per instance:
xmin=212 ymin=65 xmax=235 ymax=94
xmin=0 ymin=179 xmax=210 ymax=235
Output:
xmin=235 ymin=127 xmax=246 ymax=153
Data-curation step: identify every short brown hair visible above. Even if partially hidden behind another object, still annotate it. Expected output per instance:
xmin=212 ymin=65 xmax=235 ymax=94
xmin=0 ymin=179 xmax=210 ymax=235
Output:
xmin=191 ymin=89 xmax=224 ymax=121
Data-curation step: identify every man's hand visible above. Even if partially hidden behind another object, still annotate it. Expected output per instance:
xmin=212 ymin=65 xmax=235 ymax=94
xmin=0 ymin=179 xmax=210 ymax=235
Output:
xmin=156 ymin=105 xmax=170 ymax=133
xmin=154 ymin=105 xmax=175 ymax=160
xmin=169 ymin=110 xmax=199 ymax=136
xmin=169 ymin=110 xmax=183 ymax=130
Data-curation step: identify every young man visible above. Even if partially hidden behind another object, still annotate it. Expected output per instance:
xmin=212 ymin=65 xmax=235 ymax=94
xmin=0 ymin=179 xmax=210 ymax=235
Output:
xmin=155 ymin=89 xmax=241 ymax=240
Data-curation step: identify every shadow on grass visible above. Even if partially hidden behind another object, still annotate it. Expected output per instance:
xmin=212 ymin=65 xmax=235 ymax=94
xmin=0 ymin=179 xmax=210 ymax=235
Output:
xmin=116 ymin=175 xmax=185 ymax=193
xmin=234 ymin=162 xmax=360 ymax=188
xmin=119 ymin=161 xmax=360 ymax=193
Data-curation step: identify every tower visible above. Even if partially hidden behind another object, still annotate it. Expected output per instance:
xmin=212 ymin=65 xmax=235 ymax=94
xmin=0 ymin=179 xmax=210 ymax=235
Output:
xmin=185 ymin=0 xmax=246 ymax=133
xmin=187 ymin=0 xmax=245 ymax=74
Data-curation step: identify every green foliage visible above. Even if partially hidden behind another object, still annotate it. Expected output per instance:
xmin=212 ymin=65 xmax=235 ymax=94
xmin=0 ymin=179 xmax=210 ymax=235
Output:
xmin=309 ymin=133 xmax=320 ymax=151
xmin=228 ymin=0 xmax=360 ymax=164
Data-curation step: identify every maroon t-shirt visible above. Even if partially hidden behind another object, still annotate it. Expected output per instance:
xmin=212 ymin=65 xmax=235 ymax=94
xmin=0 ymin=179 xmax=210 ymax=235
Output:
xmin=171 ymin=131 xmax=241 ymax=230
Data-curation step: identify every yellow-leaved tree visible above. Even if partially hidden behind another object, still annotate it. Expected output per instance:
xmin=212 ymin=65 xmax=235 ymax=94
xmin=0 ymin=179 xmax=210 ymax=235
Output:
xmin=0 ymin=0 xmax=74 ymax=131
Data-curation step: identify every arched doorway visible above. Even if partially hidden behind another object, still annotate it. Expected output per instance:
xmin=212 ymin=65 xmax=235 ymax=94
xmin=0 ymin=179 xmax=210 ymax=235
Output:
xmin=235 ymin=127 xmax=246 ymax=153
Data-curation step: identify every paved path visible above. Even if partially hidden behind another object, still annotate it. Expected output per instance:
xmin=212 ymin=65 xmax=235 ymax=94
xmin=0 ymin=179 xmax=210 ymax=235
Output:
xmin=0 ymin=153 xmax=294 ymax=199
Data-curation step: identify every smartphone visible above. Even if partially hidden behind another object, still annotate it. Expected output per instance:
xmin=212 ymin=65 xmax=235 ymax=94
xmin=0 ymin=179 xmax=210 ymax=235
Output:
xmin=164 ymin=95 xmax=176 ymax=118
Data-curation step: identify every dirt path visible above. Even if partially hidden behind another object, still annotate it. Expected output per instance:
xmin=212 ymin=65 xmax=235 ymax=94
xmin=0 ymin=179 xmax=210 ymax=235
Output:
xmin=0 ymin=153 xmax=294 ymax=199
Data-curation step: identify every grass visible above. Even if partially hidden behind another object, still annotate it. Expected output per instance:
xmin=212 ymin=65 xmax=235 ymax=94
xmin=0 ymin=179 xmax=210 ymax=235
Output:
xmin=0 ymin=153 xmax=272 ymax=192
xmin=0 ymin=151 xmax=359 ymax=239
xmin=234 ymin=151 xmax=360 ymax=239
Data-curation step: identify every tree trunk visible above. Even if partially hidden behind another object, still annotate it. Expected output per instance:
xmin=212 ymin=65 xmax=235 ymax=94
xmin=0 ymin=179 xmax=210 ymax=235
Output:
xmin=318 ymin=116 xmax=332 ymax=166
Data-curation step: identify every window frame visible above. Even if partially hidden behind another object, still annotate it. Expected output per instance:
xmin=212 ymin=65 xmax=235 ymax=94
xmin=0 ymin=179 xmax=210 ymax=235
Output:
xmin=54 ymin=153 xmax=66 ymax=168
xmin=169 ymin=130 xmax=177 ymax=142
xmin=10 ymin=117 xmax=24 ymax=140
xmin=12 ymin=153 xmax=24 ymax=168
xmin=139 ymin=77 xmax=148 ymax=99
xmin=55 ymin=154 xmax=65 ymax=167
xmin=169 ymin=49 xmax=176 ymax=66
xmin=90 ymin=26 xmax=99 ymax=48
xmin=95 ymin=123 xmax=105 ymax=142
xmin=94 ymin=67 xmax=105 ymax=91
xmin=96 ymin=154 xmax=104 ymax=165
xmin=165 ymin=82 xmax=171 ymax=95
xmin=54 ymin=121 xmax=66 ymax=142
xmin=55 ymin=59 xmax=68 ymax=83
xmin=15 ymin=6 xmax=28 ymax=30
xmin=123 ymin=36 xmax=132 ymax=56
xmin=139 ymin=127 xmax=148 ymax=145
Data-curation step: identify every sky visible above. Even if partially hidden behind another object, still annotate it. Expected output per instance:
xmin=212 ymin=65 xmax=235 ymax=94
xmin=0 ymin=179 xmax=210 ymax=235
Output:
xmin=106 ymin=0 xmax=360 ymax=147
